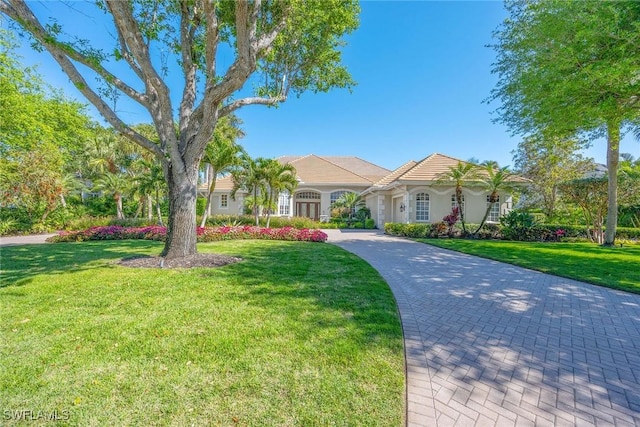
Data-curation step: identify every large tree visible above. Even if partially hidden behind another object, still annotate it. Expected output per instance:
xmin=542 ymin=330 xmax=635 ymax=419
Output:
xmin=0 ymin=29 xmax=91 ymax=224
xmin=513 ymin=134 xmax=594 ymax=220
xmin=490 ymin=0 xmax=640 ymax=245
xmin=1 ymin=0 xmax=358 ymax=258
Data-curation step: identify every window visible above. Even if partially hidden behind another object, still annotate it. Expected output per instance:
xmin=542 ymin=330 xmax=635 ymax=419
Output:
xmin=219 ymin=194 xmax=228 ymax=209
xmin=451 ymin=194 xmax=465 ymax=218
xmin=330 ymin=190 xmax=352 ymax=204
xmin=415 ymin=193 xmax=429 ymax=221
xmin=278 ymin=191 xmax=290 ymax=216
xmin=487 ymin=195 xmax=500 ymax=222
xmin=296 ymin=191 xmax=321 ymax=200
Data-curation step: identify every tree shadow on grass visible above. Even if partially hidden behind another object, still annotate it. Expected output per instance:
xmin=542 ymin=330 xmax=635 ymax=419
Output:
xmin=0 ymin=240 xmax=163 ymax=288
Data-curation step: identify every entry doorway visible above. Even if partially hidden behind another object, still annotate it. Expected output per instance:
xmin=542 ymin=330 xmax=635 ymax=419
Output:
xmin=296 ymin=202 xmax=320 ymax=220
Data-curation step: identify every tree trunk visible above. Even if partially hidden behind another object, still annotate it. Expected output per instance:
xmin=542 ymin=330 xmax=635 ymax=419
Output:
xmin=603 ymin=123 xmax=620 ymax=246
xmin=155 ymin=188 xmax=164 ymax=226
xmin=147 ymin=196 xmax=153 ymax=220
xmin=161 ymin=168 xmax=198 ymax=259
xmin=115 ymin=193 xmax=124 ymax=219
xmin=456 ymin=185 xmax=467 ymax=235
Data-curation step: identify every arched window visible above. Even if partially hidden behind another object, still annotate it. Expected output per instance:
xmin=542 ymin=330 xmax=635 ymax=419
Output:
xmin=330 ymin=190 xmax=354 ymax=205
xmin=296 ymin=191 xmax=321 ymax=200
xmin=415 ymin=193 xmax=430 ymax=221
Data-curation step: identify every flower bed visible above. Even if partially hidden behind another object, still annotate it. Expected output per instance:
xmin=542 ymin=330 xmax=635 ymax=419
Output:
xmin=46 ymin=225 xmax=328 ymax=243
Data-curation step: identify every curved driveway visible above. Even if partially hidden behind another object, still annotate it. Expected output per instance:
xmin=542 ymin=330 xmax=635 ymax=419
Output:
xmin=326 ymin=230 xmax=640 ymax=427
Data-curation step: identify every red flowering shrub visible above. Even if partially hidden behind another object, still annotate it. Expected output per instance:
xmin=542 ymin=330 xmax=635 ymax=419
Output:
xmin=47 ymin=225 xmax=327 ymax=243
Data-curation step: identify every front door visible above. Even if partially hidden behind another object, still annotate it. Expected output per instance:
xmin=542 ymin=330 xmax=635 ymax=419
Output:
xmin=296 ymin=202 xmax=320 ymax=220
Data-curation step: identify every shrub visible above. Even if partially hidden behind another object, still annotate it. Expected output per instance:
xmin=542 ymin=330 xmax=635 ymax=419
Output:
xmin=364 ymin=218 xmax=376 ymax=229
xmin=500 ymin=210 xmax=549 ymax=241
xmin=384 ymin=222 xmax=431 ymax=238
xmin=46 ymin=225 xmax=328 ymax=244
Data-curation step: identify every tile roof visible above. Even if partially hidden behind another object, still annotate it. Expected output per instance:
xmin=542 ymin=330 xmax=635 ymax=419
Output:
xmin=374 ymin=153 xmax=530 ymax=188
xmin=277 ymin=154 xmax=390 ymax=185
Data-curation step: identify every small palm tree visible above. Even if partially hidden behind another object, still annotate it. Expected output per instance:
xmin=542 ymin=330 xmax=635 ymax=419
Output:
xmin=433 ymin=161 xmax=479 ymax=235
xmin=199 ymin=116 xmax=245 ymax=227
xmin=231 ymin=155 xmax=267 ymax=226
xmin=331 ymin=192 xmax=365 ymax=219
xmin=134 ymin=158 xmax=167 ymax=225
xmin=473 ymin=165 xmax=516 ymax=235
xmin=93 ymin=172 xmax=131 ymax=219
xmin=260 ymin=159 xmax=298 ymax=227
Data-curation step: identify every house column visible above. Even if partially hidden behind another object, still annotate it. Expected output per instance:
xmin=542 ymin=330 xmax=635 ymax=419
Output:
xmin=289 ymin=193 xmax=294 ymax=218
xmin=404 ymin=193 xmax=410 ymax=224
xmin=377 ymin=195 xmax=385 ymax=227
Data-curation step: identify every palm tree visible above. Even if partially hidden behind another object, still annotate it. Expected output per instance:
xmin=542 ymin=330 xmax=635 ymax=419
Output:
xmin=331 ymin=192 xmax=365 ymax=219
xmin=199 ymin=132 xmax=245 ymax=227
xmin=231 ymin=155 xmax=267 ymax=226
xmin=433 ymin=161 xmax=479 ymax=235
xmin=260 ymin=159 xmax=298 ymax=227
xmin=134 ymin=158 xmax=167 ymax=225
xmin=93 ymin=172 xmax=131 ymax=219
xmin=473 ymin=165 xmax=516 ymax=235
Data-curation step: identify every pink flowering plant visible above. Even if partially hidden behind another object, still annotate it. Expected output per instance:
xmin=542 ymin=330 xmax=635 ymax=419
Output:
xmin=47 ymin=225 xmax=328 ymax=243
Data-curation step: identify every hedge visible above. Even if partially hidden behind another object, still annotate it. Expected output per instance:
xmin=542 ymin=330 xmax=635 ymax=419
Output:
xmin=46 ymin=225 xmax=328 ymax=243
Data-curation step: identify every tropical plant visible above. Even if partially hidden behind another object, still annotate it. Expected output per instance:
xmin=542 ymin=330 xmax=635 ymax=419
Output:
xmin=490 ymin=0 xmax=640 ymax=245
xmin=474 ymin=166 xmax=517 ymax=235
xmin=231 ymin=155 xmax=267 ymax=226
xmin=260 ymin=159 xmax=298 ymax=228
xmin=199 ymin=116 xmax=246 ymax=227
xmin=2 ymin=1 xmax=360 ymax=259
xmin=133 ymin=158 xmax=167 ymax=225
xmin=93 ymin=172 xmax=131 ymax=220
xmin=433 ymin=161 xmax=479 ymax=235
xmin=331 ymin=192 xmax=365 ymax=220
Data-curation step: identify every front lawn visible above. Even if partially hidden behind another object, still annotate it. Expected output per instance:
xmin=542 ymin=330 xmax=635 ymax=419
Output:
xmin=417 ymin=239 xmax=640 ymax=294
xmin=1 ymin=240 xmax=404 ymax=426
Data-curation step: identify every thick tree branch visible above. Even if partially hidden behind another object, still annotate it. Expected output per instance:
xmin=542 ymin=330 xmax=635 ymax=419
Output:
xmin=178 ymin=1 xmax=198 ymax=152
xmin=106 ymin=1 xmax=183 ymax=175
xmin=2 ymin=0 xmax=148 ymax=107
xmin=1 ymin=0 xmax=163 ymax=159
xmin=219 ymin=95 xmax=286 ymax=117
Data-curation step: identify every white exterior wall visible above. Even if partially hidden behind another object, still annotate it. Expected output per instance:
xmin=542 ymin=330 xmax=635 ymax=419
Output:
xmin=368 ymin=185 xmax=515 ymax=226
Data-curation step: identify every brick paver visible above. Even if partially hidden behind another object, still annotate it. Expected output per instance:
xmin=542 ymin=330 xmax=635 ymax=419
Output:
xmin=326 ymin=230 xmax=640 ymax=426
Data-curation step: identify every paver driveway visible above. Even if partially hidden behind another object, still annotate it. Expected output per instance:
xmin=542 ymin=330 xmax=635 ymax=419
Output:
xmin=326 ymin=230 xmax=640 ymax=427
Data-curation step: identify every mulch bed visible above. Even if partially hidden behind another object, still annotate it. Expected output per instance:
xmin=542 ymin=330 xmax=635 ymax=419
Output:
xmin=119 ymin=253 xmax=242 ymax=269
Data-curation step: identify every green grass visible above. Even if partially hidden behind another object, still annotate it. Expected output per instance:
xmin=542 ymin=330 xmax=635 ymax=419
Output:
xmin=1 ymin=240 xmax=404 ymax=426
xmin=417 ymin=239 xmax=640 ymax=294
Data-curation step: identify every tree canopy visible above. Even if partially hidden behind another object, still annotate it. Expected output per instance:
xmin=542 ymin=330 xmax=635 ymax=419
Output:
xmin=490 ymin=0 xmax=640 ymax=245
xmin=1 ymin=0 xmax=360 ymax=258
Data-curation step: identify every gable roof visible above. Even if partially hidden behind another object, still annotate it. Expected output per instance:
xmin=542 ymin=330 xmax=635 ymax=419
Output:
xmin=278 ymin=154 xmax=390 ymax=185
xmin=371 ymin=153 xmax=529 ymax=190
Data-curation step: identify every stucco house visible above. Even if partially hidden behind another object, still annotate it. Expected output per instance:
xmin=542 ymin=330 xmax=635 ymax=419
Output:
xmin=199 ymin=154 xmax=391 ymax=221
xmin=361 ymin=153 xmax=528 ymax=227
xmin=199 ymin=152 xmax=527 ymax=225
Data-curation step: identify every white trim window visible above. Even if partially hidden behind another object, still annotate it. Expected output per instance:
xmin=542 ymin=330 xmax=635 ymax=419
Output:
xmin=451 ymin=194 xmax=465 ymax=219
xmin=219 ymin=194 xmax=229 ymax=209
xmin=296 ymin=191 xmax=321 ymax=200
xmin=278 ymin=191 xmax=291 ymax=216
xmin=415 ymin=192 xmax=429 ymax=221
xmin=487 ymin=195 xmax=500 ymax=222
xmin=330 ymin=190 xmax=352 ymax=205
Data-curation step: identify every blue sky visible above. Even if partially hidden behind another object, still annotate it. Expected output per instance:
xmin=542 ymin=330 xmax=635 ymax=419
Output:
xmin=8 ymin=1 xmax=638 ymax=172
